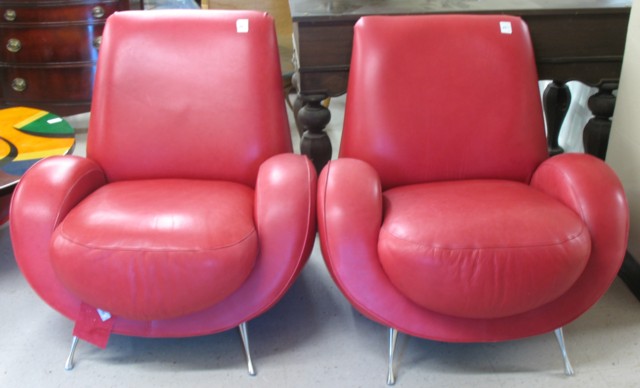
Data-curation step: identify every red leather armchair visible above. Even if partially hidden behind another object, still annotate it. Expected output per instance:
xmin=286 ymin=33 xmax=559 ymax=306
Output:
xmin=10 ymin=10 xmax=316 ymax=374
xmin=317 ymin=15 xmax=629 ymax=384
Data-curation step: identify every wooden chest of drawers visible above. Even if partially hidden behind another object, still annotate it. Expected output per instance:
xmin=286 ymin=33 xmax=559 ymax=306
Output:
xmin=0 ymin=0 xmax=131 ymax=116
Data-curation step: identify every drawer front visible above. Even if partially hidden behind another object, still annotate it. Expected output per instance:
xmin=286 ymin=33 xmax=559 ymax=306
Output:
xmin=0 ymin=100 xmax=91 ymax=117
xmin=1 ymin=65 xmax=95 ymax=102
xmin=0 ymin=2 xmax=122 ymax=23
xmin=1 ymin=25 xmax=103 ymax=62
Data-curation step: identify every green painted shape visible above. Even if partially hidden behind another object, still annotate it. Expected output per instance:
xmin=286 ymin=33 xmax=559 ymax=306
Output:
xmin=17 ymin=113 xmax=74 ymax=137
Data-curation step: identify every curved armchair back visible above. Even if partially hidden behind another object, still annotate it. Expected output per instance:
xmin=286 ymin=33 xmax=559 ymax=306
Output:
xmin=340 ymin=15 xmax=549 ymax=189
xmin=87 ymin=10 xmax=291 ymax=187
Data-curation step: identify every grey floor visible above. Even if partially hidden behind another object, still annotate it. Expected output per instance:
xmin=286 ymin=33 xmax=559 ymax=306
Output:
xmin=2 ymin=95 xmax=640 ymax=387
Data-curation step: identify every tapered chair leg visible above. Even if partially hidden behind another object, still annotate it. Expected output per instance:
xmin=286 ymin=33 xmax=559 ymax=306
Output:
xmin=238 ymin=322 xmax=256 ymax=376
xmin=387 ymin=327 xmax=398 ymax=385
xmin=554 ymin=328 xmax=575 ymax=376
xmin=66 ymin=326 xmax=259 ymax=375
xmin=64 ymin=336 xmax=80 ymax=371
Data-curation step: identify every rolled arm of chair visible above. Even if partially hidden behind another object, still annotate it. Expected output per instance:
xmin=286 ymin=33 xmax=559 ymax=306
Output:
xmin=318 ymin=158 xmax=382 ymax=280
xmin=530 ymin=153 xmax=629 ymax=308
xmin=318 ymin=158 xmax=404 ymax=323
xmin=10 ymin=155 xmax=107 ymax=318
xmin=213 ymin=153 xmax=317 ymax=324
xmin=254 ymin=153 xmax=317 ymax=284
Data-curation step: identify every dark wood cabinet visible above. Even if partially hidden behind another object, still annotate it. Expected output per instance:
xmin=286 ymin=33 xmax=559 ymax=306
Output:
xmin=0 ymin=0 xmax=131 ymax=116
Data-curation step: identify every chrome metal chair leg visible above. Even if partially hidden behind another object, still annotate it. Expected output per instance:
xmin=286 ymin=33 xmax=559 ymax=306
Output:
xmin=387 ymin=327 xmax=398 ymax=385
xmin=64 ymin=336 xmax=80 ymax=371
xmin=238 ymin=322 xmax=256 ymax=376
xmin=554 ymin=328 xmax=575 ymax=376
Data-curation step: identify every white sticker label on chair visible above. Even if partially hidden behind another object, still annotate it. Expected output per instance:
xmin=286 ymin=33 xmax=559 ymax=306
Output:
xmin=96 ymin=308 xmax=112 ymax=322
xmin=500 ymin=21 xmax=512 ymax=34
xmin=237 ymin=19 xmax=249 ymax=33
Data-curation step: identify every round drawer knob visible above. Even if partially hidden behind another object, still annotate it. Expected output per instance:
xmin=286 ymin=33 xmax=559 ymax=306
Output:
xmin=92 ymin=6 xmax=105 ymax=19
xmin=6 ymin=38 xmax=21 ymax=53
xmin=11 ymin=78 xmax=26 ymax=92
xmin=4 ymin=9 xmax=16 ymax=22
xmin=93 ymin=36 xmax=102 ymax=50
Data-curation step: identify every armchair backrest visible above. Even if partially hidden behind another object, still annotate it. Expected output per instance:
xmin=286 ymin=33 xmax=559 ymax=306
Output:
xmin=87 ymin=10 xmax=291 ymax=187
xmin=340 ymin=15 xmax=549 ymax=189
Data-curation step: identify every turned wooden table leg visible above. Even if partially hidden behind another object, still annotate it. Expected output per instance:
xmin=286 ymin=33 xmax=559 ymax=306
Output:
xmin=298 ymin=94 xmax=333 ymax=174
xmin=583 ymin=82 xmax=617 ymax=160
xmin=292 ymin=94 xmax=305 ymax=137
xmin=291 ymin=72 xmax=305 ymax=137
xmin=543 ymin=80 xmax=571 ymax=156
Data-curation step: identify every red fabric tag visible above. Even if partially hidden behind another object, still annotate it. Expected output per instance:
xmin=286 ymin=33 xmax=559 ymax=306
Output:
xmin=72 ymin=303 xmax=115 ymax=349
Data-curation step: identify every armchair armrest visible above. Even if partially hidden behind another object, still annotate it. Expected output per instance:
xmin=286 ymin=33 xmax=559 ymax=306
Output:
xmin=530 ymin=153 xmax=629 ymax=303
xmin=10 ymin=155 xmax=107 ymax=317
xmin=318 ymin=158 xmax=391 ymax=317
xmin=218 ymin=153 xmax=317 ymax=323
xmin=254 ymin=153 xmax=317 ymax=279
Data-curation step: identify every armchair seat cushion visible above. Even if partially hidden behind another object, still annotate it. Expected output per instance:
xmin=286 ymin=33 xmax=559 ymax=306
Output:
xmin=50 ymin=179 xmax=258 ymax=321
xmin=378 ymin=180 xmax=591 ymax=319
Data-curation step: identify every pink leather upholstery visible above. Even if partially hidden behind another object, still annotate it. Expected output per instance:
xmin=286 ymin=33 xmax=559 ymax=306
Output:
xmin=379 ymin=180 xmax=591 ymax=319
xmin=340 ymin=16 xmax=549 ymax=188
xmin=318 ymin=15 xmax=629 ymax=342
xmin=10 ymin=10 xmax=316 ymax=341
xmin=50 ymin=180 xmax=258 ymax=320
